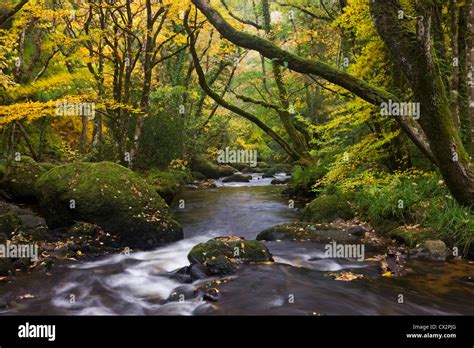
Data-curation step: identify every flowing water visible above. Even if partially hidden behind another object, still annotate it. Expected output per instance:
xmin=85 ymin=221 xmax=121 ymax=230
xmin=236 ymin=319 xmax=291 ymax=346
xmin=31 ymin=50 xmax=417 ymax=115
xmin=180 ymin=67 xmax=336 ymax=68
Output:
xmin=0 ymin=173 xmax=473 ymax=315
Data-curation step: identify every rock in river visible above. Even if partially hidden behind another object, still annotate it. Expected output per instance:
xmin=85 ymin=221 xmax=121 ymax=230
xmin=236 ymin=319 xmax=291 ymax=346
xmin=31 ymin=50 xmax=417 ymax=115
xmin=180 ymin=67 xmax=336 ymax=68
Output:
xmin=36 ymin=161 xmax=182 ymax=249
xmin=187 ymin=236 xmax=273 ymax=276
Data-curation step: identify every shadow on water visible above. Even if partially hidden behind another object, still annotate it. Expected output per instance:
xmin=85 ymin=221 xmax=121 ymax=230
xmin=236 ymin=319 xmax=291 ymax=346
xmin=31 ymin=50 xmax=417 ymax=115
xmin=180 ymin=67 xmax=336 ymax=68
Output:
xmin=0 ymin=176 xmax=473 ymax=315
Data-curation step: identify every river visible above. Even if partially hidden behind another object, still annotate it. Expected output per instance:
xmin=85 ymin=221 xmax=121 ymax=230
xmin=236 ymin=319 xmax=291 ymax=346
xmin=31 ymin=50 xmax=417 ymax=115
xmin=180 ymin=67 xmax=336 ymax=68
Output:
xmin=0 ymin=173 xmax=473 ymax=315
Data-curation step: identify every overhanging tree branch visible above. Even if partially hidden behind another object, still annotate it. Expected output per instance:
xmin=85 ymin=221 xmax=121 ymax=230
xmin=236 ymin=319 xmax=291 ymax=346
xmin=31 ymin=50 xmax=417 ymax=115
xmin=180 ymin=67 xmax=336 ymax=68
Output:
xmin=184 ymin=11 xmax=300 ymax=160
xmin=190 ymin=0 xmax=437 ymax=164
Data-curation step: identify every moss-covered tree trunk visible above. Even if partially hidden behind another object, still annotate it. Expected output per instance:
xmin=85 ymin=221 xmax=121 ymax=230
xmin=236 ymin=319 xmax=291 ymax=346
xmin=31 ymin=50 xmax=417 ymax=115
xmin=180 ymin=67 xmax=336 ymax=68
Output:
xmin=261 ymin=0 xmax=309 ymax=159
xmin=369 ymin=0 xmax=474 ymax=206
xmin=458 ymin=0 xmax=471 ymax=152
xmin=467 ymin=0 xmax=474 ymax=155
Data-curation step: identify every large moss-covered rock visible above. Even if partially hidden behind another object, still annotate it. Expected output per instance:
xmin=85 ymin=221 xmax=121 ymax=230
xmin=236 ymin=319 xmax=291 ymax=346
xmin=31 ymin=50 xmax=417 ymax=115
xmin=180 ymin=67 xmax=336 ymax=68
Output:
xmin=188 ymin=236 xmax=273 ymax=276
xmin=190 ymin=156 xmax=220 ymax=179
xmin=217 ymin=165 xmax=238 ymax=177
xmin=0 ymin=156 xmax=47 ymax=199
xmin=36 ymin=161 xmax=182 ymax=249
xmin=302 ymin=193 xmax=355 ymax=223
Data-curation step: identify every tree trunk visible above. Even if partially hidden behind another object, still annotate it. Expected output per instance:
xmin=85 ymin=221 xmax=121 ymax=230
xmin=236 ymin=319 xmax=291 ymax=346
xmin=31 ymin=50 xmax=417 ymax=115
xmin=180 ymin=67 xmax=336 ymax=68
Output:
xmin=449 ymin=0 xmax=460 ymax=130
xmin=468 ymin=0 xmax=474 ymax=155
xmin=370 ymin=0 xmax=474 ymax=207
xmin=458 ymin=0 xmax=471 ymax=152
xmin=261 ymin=0 xmax=309 ymax=159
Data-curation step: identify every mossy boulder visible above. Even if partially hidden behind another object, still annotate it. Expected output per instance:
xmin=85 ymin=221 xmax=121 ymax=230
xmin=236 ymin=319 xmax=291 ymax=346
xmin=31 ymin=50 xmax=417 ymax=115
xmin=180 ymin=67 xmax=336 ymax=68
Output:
xmin=413 ymin=240 xmax=451 ymax=261
xmin=217 ymin=165 xmax=238 ymax=177
xmin=36 ymin=161 xmax=183 ymax=249
xmin=0 ymin=156 xmax=47 ymax=199
xmin=190 ymin=156 xmax=220 ymax=179
xmin=256 ymin=222 xmax=360 ymax=243
xmin=144 ymin=169 xmax=191 ymax=204
xmin=271 ymin=178 xmax=290 ymax=185
xmin=191 ymin=171 xmax=207 ymax=181
xmin=389 ymin=226 xmax=429 ymax=247
xmin=222 ymin=174 xmax=252 ymax=183
xmin=0 ymin=211 xmax=25 ymax=239
xmin=302 ymin=193 xmax=355 ymax=223
xmin=188 ymin=236 xmax=273 ymax=276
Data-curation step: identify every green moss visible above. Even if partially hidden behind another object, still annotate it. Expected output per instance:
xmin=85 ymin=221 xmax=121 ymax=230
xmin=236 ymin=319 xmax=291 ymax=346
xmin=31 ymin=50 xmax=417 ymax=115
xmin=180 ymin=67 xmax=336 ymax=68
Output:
xmin=191 ymin=171 xmax=206 ymax=181
xmin=0 ymin=211 xmax=25 ymax=238
xmin=190 ymin=156 xmax=220 ymax=179
xmin=143 ymin=169 xmax=191 ymax=204
xmin=38 ymin=162 xmax=56 ymax=172
xmin=217 ymin=165 xmax=238 ymax=177
xmin=389 ymin=226 xmax=430 ymax=248
xmin=36 ymin=161 xmax=183 ymax=249
xmin=0 ymin=156 xmax=46 ymax=199
xmin=302 ymin=192 xmax=355 ymax=223
xmin=188 ymin=236 xmax=272 ymax=264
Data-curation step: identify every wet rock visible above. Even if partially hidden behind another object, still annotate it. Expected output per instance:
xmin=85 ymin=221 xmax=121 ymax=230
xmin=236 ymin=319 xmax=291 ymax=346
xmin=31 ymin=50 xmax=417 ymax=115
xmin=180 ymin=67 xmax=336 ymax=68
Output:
xmin=222 ymin=174 xmax=252 ymax=183
xmin=190 ymin=263 xmax=208 ymax=280
xmin=262 ymin=173 xmax=275 ymax=178
xmin=348 ymin=225 xmax=366 ymax=237
xmin=205 ymin=255 xmax=238 ymax=275
xmin=172 ymin=266 xmax=192 ymax=283
xmin=36 ymin=161 xmax=183 ymax=249
xmin=187 ymin=236 xmax=273 ymax=276
xmin=380 ymin=247 xmax=407 ymax=276
xmin=271 ymin=178 xmax=290 ymax=185
xmin=203 ymin=288 xmax=220 ymax=302
xmin=168 ymin=285 xmax=197 ymax=302
xmin=412 ymin=240 xmax=450 ymax=261
xmin=218 ymin=165 xmax=238 ymax=177
xmin=0 ymin=202 xmax=46 ymax=230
